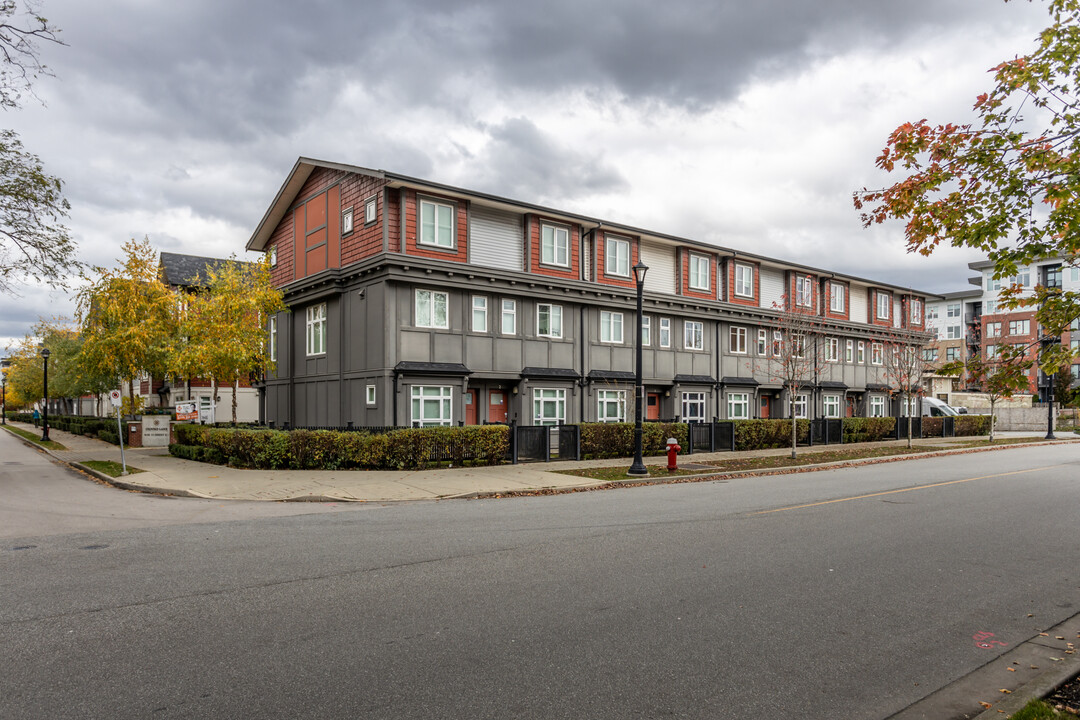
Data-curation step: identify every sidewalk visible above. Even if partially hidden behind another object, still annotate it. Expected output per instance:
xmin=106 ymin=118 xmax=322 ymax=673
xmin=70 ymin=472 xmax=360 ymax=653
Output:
xmin=5 ymin=420 xmax=1076 ymax=503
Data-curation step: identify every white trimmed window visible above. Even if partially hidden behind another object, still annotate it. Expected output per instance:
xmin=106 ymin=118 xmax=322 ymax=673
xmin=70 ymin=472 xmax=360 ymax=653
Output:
xmin=946 ymin=303 xmax=962 ymax=319
xmin=986 ymin=322 xmax=1001 ymax=338
xmin=411 ymin=386 xmax=453 ymax=427
xmin=268 ymin=315 xmax=277 ymax=361
xmin=871 ymin=342 xmax=884 ymax=365
xmin=796 ymin=275 xmax=812 ymax=307
xmin=342 ymin=207 xmax=354 ymax=235
xmin=605 ymin=236 xmax=630 ymax=277
xmin=419 ymin=199 xmax=454 ymax=248
xmin=857 ymin=341 xmax=866 ymax=364
xmin=727 ymin=392 xmax=749 ymax=420
xmin=472 ymin=296 xmax=487 ymax=333
xmin=911 ymin=298 xmax=922 ymax=324
xmin=415 ymin=289 xmax=449 ymax=329
xmin=946 ymin=346 xmax=961 ymax=361
xmin=659 ymin=317 xmax=671 ymax=348
xmin=823 ymin=394 xmax=840 ymax=418
xmin=306 ymin=303 xmax=326 ymax=356
xmin=364 ymin=196 xmax=377 ymax=225
xmin=597 ymin=390 xmax=626 ymax=423
xmin=541 ymin=224 xmax=570 ymax=267
xmin=533 ymin=388 xmax=566 ymax=426
xmin=685 ymin=320 xmax=704 ymax=351
xmin=689 ymin=254 xmax=710 ymax=291
xmin=826 ymin=337 xmax=839 ymax=362
xmin=757 ymin=329 xmax=768 ymax=355
xmin=830 ymin=283 xmax=845 ymax=313
xmin=642 ymin=316 xmax=651 ymax=346
xmin=682 ymin=392 xmax=707 ymax=422
xmin=876 ymin=292 xmax=891 ymax=320
xmin=735 ymin=264 xmax=754 ymax=298
xmin=793 ymin=333 xmax=806 ymax=358
xmin=268 ymin=246 xmax=277 ymax=267
xmin=794 ymin=393 xmax=808 ymax=419
xmin=927 ymin=305 xmax=939 ymax=321
xmin=1008 ymin=319 xmax=1030 ymax=335
xmin=366 ymin=384 xmax=376 ymax=405
xmin=501 ymin=299 xmax=517 ymax=335
xmin=537 ymin=304 xmax=563 ymax=338
xmin=600 ymin=311 xmax=624 ymax=343
xmin=946 ymin=324 xmax=962 ymax=340
xmin=729 ymin=326 xmax=747 ymax=354
xmin=845 ymin=339 xmax=854 ymax=363
xmin=870 ymin=395 xmax=886 ymax=417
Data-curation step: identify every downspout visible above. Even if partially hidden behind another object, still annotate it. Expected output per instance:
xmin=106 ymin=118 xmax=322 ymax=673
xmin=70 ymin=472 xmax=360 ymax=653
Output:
xmin=392 ymin=368 xmax=400 ymax=426
xmin=716 ymin=318 xmax=722 ymax=420
xmin=579 ymin=305 xmax=586 ymax=423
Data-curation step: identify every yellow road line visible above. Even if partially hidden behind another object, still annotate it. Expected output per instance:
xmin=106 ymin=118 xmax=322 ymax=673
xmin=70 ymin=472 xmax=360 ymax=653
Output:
xmin=752 ymin=465 xmax=1064 ymax=515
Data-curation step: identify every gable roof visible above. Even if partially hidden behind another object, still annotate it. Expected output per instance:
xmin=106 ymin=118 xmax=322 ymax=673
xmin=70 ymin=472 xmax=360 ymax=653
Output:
xmin=160 ymin=252 xmax=245 ymax=288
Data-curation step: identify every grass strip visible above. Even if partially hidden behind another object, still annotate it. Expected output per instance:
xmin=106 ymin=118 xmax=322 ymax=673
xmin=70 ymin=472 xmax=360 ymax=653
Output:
xmin=3 ymin=424 xmax=68 ymax=451
xmin=556 ymin=437 xmax=1059 ymax=482
xmin=81 ymin=460 xmax=143 ymax=477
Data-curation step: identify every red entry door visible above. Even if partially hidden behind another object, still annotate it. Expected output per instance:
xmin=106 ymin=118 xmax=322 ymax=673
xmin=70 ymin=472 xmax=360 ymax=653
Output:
xmin=760 ymin=396 xmax=770 ymax=419
xmin=489 ymin=390 xmax=507 ymax=423
xmin=846 ymin=397 xmax=856 ymax=418
xmin=464 ymin=390 xmax=477 ymax=425
xmin=646 ymin=393 xmax=660 ymax=420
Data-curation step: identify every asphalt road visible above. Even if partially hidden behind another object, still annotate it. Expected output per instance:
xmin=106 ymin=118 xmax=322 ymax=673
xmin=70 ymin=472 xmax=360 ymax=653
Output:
xmin=2 ymin=434 xmax=1079 ymax=719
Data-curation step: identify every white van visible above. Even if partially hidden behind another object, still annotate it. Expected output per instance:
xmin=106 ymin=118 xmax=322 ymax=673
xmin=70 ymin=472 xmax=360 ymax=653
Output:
xmin=922 ymin=397 xmax=960 ymax=417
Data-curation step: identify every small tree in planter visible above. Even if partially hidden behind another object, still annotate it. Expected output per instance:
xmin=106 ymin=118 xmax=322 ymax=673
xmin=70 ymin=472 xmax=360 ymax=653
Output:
xmin=940 ymin=346 xmax=1030 ymax=443
xmin=882 ymin=335 xmax=929 ymax=448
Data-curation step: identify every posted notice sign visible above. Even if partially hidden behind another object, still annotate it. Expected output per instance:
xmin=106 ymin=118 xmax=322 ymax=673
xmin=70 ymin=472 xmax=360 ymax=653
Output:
xmin=175 ymin=401 xmax=197 ymax=422
xmin=109 ymin=389 xmax=122 ymax=407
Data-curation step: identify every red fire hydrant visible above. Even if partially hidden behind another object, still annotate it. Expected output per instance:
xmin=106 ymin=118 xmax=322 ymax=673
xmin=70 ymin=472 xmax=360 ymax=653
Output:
xmin=666 ymin=437 xmax=681 ymax=472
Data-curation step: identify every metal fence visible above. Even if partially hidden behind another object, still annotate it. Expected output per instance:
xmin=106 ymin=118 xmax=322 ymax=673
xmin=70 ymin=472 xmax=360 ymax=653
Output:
xmin=685 ymin=421 xmax=736 ymax=455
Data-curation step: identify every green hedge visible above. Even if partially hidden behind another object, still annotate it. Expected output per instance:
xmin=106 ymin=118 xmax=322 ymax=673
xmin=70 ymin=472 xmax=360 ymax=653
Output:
xmin=732 ymin=419 xmax=810 ymax=450
xmin=954 ymin=414 xmax=992 ymax=436
xmin=580 ymin=422 xmax=688 ymax=459
xmin=841 ymin=417 xmax=896 ymax=443
xmin=169 ymin=424 xmax=510 ymax=471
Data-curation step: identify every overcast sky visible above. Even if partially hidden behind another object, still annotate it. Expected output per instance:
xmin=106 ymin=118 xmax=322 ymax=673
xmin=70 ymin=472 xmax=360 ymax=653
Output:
xmin=0 ymin=0 xmax=1052 ymax=352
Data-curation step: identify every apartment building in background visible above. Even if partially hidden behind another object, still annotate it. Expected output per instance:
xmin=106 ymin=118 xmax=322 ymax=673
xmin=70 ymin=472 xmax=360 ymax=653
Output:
xmin=247 ymin=158 xmax=936 ymax=428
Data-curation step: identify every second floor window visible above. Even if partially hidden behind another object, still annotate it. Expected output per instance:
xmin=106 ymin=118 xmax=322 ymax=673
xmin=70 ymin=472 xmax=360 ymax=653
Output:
xmin=605 ymin=237 xmax=630 ymax=277
xmin=268 ymin=315 xmax=277 ymax=361
xmin=600 ymin=311 xmax=623 ymax=343
xmin=420 ymin=199 xmax=454 ymax=248
xmin=826 ymin=337 xmax=839 ymax=362
xmin=659 ymin=317 xmax=671 ymax=348
xmin=922 ymin=348 xmax=939 ymax=361
xmin=871 ymin=342 xmax=884 ymax=365
xmin=642 ymin=316 xmax=651 ymax=346
xmin=502 ymin=299 xmax=517 ymax=335
xmin=1009 ymin=319 xmax=1030 ymax=335
xmin=796 ymin=275 xmax=812 ymax=307
xmin=472 ymin=296 xmax=487 ymax=332
xmin=537 ymin=304 xmax=563 ymax=338
xmin=729 ymin=326 xmax=747 ymax=354
xmin=986 ymin=322 xmax=1001 ymax=338
xmin=341 ymin=207 xmax=354 ymax=235
xmin=757 ymin=329 xmax=768 ymax=355
xmin=306 ymin=303 xmax=326 ymax=356
xmin=830 ymin=283 xmax=845 ymax=313
xmin=416 ymin=289 xmax=449 ymax=329
xmin=857 ymin=341 xmax=866 ymax=363
xmin=911 ymin=298 xmax=922 ymax=324
xmin=685 ymin=320 xmax=704 ymax=350
xmin=541 ymin=224 xmax=570 ymax=267
xmin=689 ymin=254 xmax=710 ymax=291
xmin=946 ymin=346 xmax=960 ymax=361
xmin=845 ymin=339 xmax=854 ymax=363
xmin=876 ymin=292 xmax=891 ymax=320
xmin=735 ymin=264 xmax=754 ymax=297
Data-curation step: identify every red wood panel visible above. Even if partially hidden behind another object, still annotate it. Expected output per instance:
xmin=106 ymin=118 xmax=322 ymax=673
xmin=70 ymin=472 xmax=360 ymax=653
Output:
xmin=328 ymin=185 xmax=341 ymax=269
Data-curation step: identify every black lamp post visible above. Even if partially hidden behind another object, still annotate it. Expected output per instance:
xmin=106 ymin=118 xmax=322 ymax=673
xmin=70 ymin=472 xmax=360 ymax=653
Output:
xmin=40 ymin=347 xmax=50 ymax=442
xmin=1 ymin=357 xmax=8 ymax=426
xmin=628 ymin=260 xmax=649 ymax=477
xmin=1040 ymin=335 xmax=1056 ymax=440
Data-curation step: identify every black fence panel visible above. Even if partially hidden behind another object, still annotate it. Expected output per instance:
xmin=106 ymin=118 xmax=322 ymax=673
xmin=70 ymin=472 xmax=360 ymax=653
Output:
xmin=895 ymin=416 xmax=923 ymax=440
xmin=714 ymin=421 xmax=735 ymax=452
xmin=687 ymin=422 xmax=714 ymax=454
xmin=943 ymin=416 xmax=955 ymax=438
xmin=515 ymin=425 xmax=550 ymax=463
xmin=810 ymin=418 xmax=826 ymax=445
xmin=557 ymin=425 xmax=581 ymax=461
xmin=826 ymin=418 xmax=843 ymax=444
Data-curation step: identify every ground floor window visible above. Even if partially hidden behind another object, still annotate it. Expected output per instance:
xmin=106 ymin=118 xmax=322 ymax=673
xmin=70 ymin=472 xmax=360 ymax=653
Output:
xmin=411 ymin=385 xmax=453 ymax=426
xmin=869 ymin=395 xmax=886 ymax=417
xmin=597 ymin=389 xmax=626 ymax=423
xmin=794 ymin=393 xmax=808 ymax=419
xmin=823 ymin=394 xmax=840 ymax=418
xmin=682 ymin=392 xmax=706 ymax=422
xmin=533 ymin=388 xmax=566 ymax=426
xmin=727 ymin=392 xmax=749 ymax=420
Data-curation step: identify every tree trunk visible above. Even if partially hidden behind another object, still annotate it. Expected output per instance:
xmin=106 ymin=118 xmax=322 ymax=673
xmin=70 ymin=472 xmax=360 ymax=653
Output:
xmin=212 ymin=378 xmax=218 ymax=425
xmin=128 ymin=377 xmax=135 ymax=419
xmin=232 ymin=378 xmax=238 ymax=425
xmin=790 ymin=393 xmax=797 ymax=459
xmin=988 ymin=399 xmax=996 ymax=443
xmin=905 ymin=391 xmax=913 ymax=449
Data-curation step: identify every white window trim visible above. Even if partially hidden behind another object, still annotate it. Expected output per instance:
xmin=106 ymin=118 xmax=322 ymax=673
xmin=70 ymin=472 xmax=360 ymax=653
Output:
xmin=342 ymin=207 xmax=354 ymax=235
xmin=876 ymin=292 xmax=891 ymax=320
xmin=268 ymin=246 xmax=277 ymax=267
xmin=735 ymin=263 xmax=754 ymax=298
xmin=823 ymin=394 xmax=841 ymax=419
xmin=540 ymin=224 xmax=571 ymax=268
xmin=911 ymin=298 xmax=922 ymax=324
xmin=659 ymin=317 xmax=671 ymax=348
xmin=845 ymin=339 xmax=854 ymax=363
xmin=597 ymin=389 xmax=627 ymax=423
xmin=415 ymin=289 xmax=449 ymax=329
xmin=533 ymin=388 xmax=566 ymax=426
xmin=501 ymin=299 xmax=517 ymax=335
xmin=537 ymin=303 xmax=563 ymax=339
xmin=871 ymin=342 xmax=884 ymax=366
xmin=419 ymin=198 xmax=455 ymax=249
xmin=857 ymin=341 xmax=866 ymax=364
xmin=268 ymin=315 xmax=277 ymax=361
xmin=729 ymin=326 xmax=747 ymax=354
xmin=600 ymin=310 xmax=624 ymax=344
xmin=794 ymin=393 xmax=808 ymax=419
xmin=757 ymin=328 xmax=768 ymax=356
xmin=826 ymin=337 xmax=839 ymax=362
xmin=682 ymin=392 xmax=707 ymax=422
xmin=830 ymin=283 xmax=845 ymax=313
xmin=472 ymin=296 xmax=488 ymax=333
xmin=604 ymin=236 xmax=631 ymax=277
xmin=796 ymin=275 xmax=813 ymax=307
xmin=364 ymin=196 xmax=377 ymax=226
xmin=727 ymin=392 xmax=749 ymax=420
xmin=642 ymin=316 xmax=651 ymax=346
xmin=366 ymin=384 xmax=376 ymax=405
xmin=306 ymin=303 xmax=326 ymax=356
xmin=685 ymin=320 xmax=704 ymax=351
xmin=411 ymin=385 xmax=453 ymax=427
xmin=689 ymin=254 xmax=711 ymax=291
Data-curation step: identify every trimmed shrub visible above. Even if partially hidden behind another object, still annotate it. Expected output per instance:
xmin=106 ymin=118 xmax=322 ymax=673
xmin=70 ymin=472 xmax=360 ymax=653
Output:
xmin=954 ymin=414 xmax=992 ymax=436
xmin=922 ymin=417 xmax=944 ymax=437
xmin=842 ymin=417 xmax=896 ymax=443
xmin=97 ymin=429 xmax=120 ymax=445
xmin=580 ymin=422 xmax=687 ymax=459
xmin=733 ymin=419 xmax=809 ymax=451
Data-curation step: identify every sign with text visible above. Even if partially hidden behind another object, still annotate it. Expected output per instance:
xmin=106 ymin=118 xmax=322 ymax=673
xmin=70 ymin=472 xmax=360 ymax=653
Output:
xmin=109 ymin=389 xmax=122 ymax=407
xmin=141 ymin=416 xmax=171 ymax=447
xmin=175 ymin=401 xmax=197 ymax=422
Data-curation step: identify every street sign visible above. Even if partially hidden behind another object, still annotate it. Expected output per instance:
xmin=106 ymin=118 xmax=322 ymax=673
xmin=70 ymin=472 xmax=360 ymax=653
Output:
xmin=109 ymin=389 xmax=122 ymax=407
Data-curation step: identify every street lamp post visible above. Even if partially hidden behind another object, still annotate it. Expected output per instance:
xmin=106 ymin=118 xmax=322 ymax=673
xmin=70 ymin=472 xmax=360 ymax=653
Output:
xmin=40 ymin=347 xmax=50 ymax=442
xmin=628 ymin=260 xmax=649 ymax=477
xmin=1 ymin=358 xmax=8 ymax=426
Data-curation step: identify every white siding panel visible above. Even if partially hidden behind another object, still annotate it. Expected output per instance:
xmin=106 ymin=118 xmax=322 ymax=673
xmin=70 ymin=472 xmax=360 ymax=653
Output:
xmin=582 ymin=233 xmax=592 ymax=281
xmin=759 ymin=267 xmax=785 ymax=309
xmin=641 ymin=241 xmax=676 ymax=295
xmin=470 ymin=206 xmax=523 ymax=271
xmin=850 ymin=285 xmax=868 ymax=324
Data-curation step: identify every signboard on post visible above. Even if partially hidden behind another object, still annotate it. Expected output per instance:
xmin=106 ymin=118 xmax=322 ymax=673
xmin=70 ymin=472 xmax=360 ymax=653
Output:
xmin=109 ymin=389 xmax=122 ymax=408
xmin=175 ymin=401 xmax=197 ymax=422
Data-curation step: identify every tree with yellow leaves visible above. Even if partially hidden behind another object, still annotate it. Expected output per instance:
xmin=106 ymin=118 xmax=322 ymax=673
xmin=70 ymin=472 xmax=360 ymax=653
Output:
xmin=77 ymin=238 xmax=176 ymax=415
xmin=169 ymin=254 xmax=284 ymax=424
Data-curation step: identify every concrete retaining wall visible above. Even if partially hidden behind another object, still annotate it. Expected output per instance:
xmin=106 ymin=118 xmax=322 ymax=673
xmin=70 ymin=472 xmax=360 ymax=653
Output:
xmin=992 ymin=406 xmax=1057 ymax=432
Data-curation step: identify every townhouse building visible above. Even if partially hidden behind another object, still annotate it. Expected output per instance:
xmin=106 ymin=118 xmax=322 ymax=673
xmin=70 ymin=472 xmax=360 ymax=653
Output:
xmin=248 ymin=158 xmax=935 ymax=428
